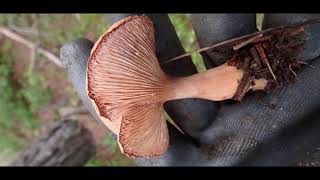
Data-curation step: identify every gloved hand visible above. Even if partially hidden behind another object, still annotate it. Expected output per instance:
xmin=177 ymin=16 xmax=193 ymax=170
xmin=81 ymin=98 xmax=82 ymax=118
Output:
xmin=60 ymin=14 xmax=320 ymax=166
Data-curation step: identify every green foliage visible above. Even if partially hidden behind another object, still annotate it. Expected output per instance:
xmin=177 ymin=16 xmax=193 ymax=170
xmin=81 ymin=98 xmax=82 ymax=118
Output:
xmin=169 ymin=14 xmax=206 ymax=72
xmin=0 ymin=40 xmax=51 ymax=155
xmin=19 ymin=70 xmax=51 ymax=115
xmin=256 ymin=13 xmax=264 ymax=30
xmin=0 ymin=132 xmax=24 ymax=155
xmin=85 ymin=155 xmax=105 ymax=167
xmin=102 ymin=133 xmax=133 ymax=166
xmin=85 ymin=133 xmax=134 ymax=166
xmin=169 ymin=14 xmax=195 ymax=52
xmin=169 ymin=14 xmax=265 ymax=72
xmin=101 ymin=133 xmax=118 ymax=154
xmin=71 ymin=14 xmax=106 ymax=38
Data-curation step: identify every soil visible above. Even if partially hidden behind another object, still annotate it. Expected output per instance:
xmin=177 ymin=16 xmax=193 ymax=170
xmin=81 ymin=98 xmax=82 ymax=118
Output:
xmin=226 ymin=26 xmax=306 ymax=101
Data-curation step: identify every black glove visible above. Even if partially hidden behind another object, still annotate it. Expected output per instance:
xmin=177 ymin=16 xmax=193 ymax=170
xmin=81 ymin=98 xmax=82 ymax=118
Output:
xmin=60 ymin=14 xmax=320 ymax=166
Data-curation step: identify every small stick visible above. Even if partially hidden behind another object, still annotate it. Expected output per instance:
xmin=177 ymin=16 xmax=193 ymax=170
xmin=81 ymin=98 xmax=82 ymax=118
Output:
xmin=162 ymin=18 xmax=320 ymax=64
xmin=38 ymin=48 xmax=63 ymax=67
xmin=255 ymin=43 xmax=278 ymax=82
xmin=0 ymin=26 xmax=64 ymax=68
xmin=59 ymin=106 xmax=89 ymax=119
xmin=289 ymin=64 xmax=297 ymax=77
xmin=250 ymin=47 xmax=262 ymax=68
xmin=233 ymin=34 xmax=263 ymax=50
xmin=232 ymin=58 xmax=252 ymax=101
xmin=162 ymin=36 xmax=245 ymax=64
xmin=297 ymin=61 xmax=315 ymax=69
xmin=9 ymin=25 xmax=38 ymax=36
xmin=289 ymin=26 xmax=305 ymax=36
xmin=250 ymin=35 xmax=272 ymax=44
xmin=256 ymin=69 xmax=270 ymax=78
xmin=233 ymin=76 xmax=253 ymax=101
xmin=0 ymin=26 xmax=34 ymax=49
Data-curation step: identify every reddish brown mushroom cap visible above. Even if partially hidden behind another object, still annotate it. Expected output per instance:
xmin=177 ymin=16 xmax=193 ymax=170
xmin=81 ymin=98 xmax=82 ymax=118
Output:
xmin=86 ymin=15 xmax=170 ymax=157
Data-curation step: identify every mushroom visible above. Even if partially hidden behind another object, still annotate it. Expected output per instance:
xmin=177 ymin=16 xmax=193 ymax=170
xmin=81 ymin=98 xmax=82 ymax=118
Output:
xmin=86 ymin=15 xmax=267 ymax=157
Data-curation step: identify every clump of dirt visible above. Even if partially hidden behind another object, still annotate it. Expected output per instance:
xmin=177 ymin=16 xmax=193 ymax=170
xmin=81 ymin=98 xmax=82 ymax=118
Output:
xmin=226 ymin=26 xmax=306 ymax=101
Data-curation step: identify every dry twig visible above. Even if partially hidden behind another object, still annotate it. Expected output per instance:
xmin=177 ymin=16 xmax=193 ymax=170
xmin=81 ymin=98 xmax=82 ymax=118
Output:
xmin=255 ymin=43 xmax=278 ymax=82
xmin=0 ymin=26 xmax=63 ymax=68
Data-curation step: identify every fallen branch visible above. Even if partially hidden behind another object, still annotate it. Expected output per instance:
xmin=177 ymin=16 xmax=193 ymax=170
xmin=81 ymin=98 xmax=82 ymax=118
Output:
xmin=8 ymin=25 xmax=38 ymax=37
xmin=255 ymin=43 xmax=278 ymax=82
xmin=59 ymin=105 xmax=89 ymax=119
xmin=233 ymin=34 xmax=263 ymax=50
xmin=0 ymin=26 xmax=63 ymax=68
xmin=10 ymin=119 xmax=96 ymax=166
xmin=38 ymin=47 xmax=63 ymax=67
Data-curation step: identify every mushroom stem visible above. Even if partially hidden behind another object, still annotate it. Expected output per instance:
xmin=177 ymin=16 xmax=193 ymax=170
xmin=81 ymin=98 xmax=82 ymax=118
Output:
xmin=164 ymin=63 xmax=267 ymax=102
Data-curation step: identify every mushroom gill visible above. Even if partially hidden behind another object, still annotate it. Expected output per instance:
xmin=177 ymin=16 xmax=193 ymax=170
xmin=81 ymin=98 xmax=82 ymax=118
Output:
xmin=86 ymin=16 xmax=171 ymax=157
xmin=86 ymin=15 xmax=268 ymax=157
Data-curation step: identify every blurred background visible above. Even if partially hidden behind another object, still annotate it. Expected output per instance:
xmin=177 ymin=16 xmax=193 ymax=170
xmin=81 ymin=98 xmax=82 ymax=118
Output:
xmin=0 ymin=14 xmax=263 ymax=166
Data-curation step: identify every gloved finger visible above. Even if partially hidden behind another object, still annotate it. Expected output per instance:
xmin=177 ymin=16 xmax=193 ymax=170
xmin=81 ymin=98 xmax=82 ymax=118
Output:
xmin=106 ymin=14 xmax=219 ymax=142
xmin=192 ymin=55 xmax=320 ymax=166
xmin=107 ymin=54 xmax=320 ymax=166
xmin=136 ymin=55 xmax=320 ymax=166
xmin=60 ymin=38 xmax=103 ymax=125
xmin=239 ymin=108 xmax=320 ymax=166
xmin=60 ymin=38 xmax=206 ymax=166
xmin=185 ymin=14 xmax=320 ymax=166
xmin=191 ymin=14 xmax=257 ymax=68
xmin=188 ymin=14 xmax=257 ymax=140
xmin=140 ymin=73 xmax=320 ymax=166
xmin=262 ymin=14 xmax=320 ymax=61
